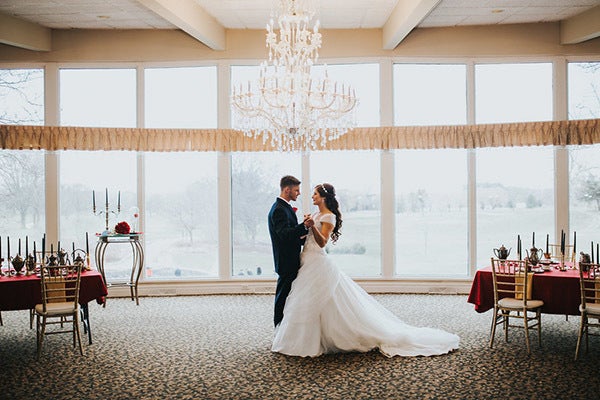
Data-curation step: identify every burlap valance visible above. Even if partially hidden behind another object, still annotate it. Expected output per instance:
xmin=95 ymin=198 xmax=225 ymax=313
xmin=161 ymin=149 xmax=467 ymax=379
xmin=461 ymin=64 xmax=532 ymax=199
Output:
xmin=1 ymin=119 xmax=599 ymax=152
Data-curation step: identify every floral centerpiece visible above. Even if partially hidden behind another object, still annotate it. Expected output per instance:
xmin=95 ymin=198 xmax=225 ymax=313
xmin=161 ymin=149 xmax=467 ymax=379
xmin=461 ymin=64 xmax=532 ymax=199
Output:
xmin=115 ymin=221 xmax=131 ymax=234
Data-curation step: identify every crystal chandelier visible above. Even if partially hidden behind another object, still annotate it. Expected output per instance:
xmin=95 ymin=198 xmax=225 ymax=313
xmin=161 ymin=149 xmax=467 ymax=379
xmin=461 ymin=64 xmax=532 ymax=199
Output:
xmin=231 ymin=0 xmax=358 ymax=151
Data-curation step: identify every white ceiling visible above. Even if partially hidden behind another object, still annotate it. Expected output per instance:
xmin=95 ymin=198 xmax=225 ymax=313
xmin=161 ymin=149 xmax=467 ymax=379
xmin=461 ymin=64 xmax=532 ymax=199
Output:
xmin=0 ymin=0 xmax=598 ymax=30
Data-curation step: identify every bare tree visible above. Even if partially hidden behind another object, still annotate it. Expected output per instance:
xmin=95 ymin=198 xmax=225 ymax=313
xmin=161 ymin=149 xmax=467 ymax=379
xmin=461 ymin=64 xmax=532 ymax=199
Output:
xmin=569 ymin=62 xmax=600 ymax=203
xmin=171 ymin=179 xmax=217 ymax=245
xmin=0 ymin=69 xmax=45 ymax=228
xmin=0 ymin=69 xmax=44 ymax=125
xmin=231 ymin=161 xmax=272 ymax=244
xmin=0 ymin=152 xmax=44 ymax=227
xmin=578 ymin=174 xmax=600 ymax=211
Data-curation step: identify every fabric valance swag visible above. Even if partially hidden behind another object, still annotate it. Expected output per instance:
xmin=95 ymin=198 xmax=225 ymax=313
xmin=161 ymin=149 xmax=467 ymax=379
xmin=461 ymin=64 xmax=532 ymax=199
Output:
xmin=1 ymin=119 xmax=599 ymax=152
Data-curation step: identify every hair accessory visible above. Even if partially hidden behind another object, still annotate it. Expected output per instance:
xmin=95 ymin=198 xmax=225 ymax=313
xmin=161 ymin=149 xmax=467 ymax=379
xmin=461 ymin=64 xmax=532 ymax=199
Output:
xmin=320 ymin=184 xmax=329 ymax=194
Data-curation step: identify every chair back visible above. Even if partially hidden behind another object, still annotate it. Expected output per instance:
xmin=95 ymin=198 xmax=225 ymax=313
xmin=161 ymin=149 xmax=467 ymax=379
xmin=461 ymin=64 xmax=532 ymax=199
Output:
xmin=39 ymin=263 xmax=82 ymax=312
xmin=578 ymin=262 xmax=600 ymax=311
xmin=490 ymin=258 xmax=532 ymax=306
xmin=548 ymin=244 xmax=575 ymax=262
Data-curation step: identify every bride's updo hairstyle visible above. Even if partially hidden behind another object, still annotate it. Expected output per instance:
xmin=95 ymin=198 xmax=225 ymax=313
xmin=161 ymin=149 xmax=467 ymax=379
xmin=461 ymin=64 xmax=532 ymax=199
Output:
xmin=316 ymin=183 xmax=343 ymax=243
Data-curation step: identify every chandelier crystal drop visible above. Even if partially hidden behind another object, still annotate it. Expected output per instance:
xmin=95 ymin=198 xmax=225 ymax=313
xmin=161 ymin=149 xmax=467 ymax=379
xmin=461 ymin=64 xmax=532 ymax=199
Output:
xmin=231 ymin=0 xmax=358 ymax=151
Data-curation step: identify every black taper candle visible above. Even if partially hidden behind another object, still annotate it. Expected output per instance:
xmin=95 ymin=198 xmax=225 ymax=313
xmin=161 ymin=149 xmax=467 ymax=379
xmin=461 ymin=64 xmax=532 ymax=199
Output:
xmin=546 ymin=233 xmax=549 ymax=254
xmin=573 ymin=231 xmax=576 ymax=254
xmin=592 ymin=242 xmax=595 ymax=264
xmin=532 ymin=232 xmax=535 ymax=248
xmin=33 ymin=241 xmax=36 ymax=262
xmin=25 ymin=236 xmax=28 ymax=258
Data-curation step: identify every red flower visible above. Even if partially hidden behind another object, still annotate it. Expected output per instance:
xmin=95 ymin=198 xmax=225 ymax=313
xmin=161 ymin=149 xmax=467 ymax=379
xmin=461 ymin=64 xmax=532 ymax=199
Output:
xmin=292 ymin=207 xmax=298 ymax=213
xmin=115 ymin=221 xmax=131 ymax=234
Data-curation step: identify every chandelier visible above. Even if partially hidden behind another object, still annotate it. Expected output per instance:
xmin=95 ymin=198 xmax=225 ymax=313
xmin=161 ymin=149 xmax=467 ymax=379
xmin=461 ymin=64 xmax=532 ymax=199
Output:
xmin=231 ymin=0 xmax=358 ymax=151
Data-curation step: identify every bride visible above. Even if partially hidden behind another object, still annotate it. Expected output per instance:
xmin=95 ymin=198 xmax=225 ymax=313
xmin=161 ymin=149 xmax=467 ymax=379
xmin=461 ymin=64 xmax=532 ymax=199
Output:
xmin=272 ymin=183 xmax=460 ymax=358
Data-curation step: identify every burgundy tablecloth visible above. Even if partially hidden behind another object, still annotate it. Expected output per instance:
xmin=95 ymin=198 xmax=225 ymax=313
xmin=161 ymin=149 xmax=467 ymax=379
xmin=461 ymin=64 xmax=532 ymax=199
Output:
xmin=467 ymin=266 xmax=581 ymax=316
xmin=0 ymin=270 xmax=107 ymax=311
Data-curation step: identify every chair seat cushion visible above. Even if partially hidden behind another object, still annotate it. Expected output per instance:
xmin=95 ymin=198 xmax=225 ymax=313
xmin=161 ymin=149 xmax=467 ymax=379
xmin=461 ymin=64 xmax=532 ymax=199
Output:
xmin=580 ymin=302 xmax=600 ymax=316
xmin=35 ymin=302 xmax=78 ymax=316
xmin=498 ymin=298 xmax=544 ymax=310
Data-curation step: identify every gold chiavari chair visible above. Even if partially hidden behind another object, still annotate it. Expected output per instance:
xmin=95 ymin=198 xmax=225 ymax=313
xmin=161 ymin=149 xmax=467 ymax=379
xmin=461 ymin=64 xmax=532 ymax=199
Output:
xmin=547 ymin=244 xmax=575 ymax=263
xmin=575 ymin=262 xmax=600 ymax=360
xmin=35 ymin=263 xmax=84 ymax=359
xmin=490 ymin=258 xmax=544 ymax=354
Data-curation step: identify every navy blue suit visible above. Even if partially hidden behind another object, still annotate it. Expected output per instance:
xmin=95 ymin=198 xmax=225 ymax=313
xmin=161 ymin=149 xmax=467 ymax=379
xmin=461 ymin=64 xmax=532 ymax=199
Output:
xmin=268 ymin=197 xmax=308 ymax=327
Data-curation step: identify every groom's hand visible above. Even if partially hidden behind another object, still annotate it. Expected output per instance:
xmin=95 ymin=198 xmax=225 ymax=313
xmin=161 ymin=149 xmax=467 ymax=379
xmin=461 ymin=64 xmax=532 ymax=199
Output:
xmin=303 ymin=214 xmax=314 ymax=229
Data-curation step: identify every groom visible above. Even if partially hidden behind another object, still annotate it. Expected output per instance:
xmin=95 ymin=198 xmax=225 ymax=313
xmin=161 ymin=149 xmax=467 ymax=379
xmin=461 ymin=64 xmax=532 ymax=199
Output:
xmin=268 ymin=175 xmax=313 ymax=327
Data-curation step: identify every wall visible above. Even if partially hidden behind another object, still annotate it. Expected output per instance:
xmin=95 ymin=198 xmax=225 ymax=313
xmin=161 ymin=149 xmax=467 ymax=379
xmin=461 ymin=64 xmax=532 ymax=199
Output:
xmin=1 ymin=22 xmax=600 ymax=63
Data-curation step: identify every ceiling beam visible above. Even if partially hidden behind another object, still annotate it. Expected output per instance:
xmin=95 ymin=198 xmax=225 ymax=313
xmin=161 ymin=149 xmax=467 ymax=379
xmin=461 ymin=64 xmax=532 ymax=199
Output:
xmin=560 ymin=5 xmax=600 ymax=44
xmin=136 ymin=0 xmax=225 ymax=50
xmin=382 ymin=0 xmax=441 ymax=49
xmin=0 ymin=12 xmax=51 ymax=51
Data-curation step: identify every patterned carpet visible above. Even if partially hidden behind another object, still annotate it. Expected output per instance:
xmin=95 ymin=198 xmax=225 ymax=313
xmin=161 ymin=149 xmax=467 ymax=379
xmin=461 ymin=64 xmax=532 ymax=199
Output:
xmin=0 ymin=293 xmax=598 ymax=400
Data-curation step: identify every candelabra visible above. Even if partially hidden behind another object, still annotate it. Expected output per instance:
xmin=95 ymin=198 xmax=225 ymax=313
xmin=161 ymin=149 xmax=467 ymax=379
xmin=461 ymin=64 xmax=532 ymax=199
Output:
xmin=93 ymin=188 xmax=121 ymax=232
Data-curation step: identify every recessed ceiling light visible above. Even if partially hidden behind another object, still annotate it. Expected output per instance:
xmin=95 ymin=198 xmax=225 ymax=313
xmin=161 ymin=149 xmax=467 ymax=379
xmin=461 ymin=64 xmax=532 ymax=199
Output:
xmin=491 ymin=9 xmax=504 ymax=14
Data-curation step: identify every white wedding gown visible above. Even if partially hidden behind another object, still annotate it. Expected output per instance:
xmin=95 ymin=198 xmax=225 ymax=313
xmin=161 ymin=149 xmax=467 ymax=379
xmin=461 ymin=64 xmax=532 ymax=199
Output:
xmin=272 ymin=212 xmax=460 ymax=358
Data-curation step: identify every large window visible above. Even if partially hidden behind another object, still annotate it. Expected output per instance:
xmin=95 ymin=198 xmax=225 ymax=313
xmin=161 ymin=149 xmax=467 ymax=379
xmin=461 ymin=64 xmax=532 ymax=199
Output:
xmin=312 ymin=63 xmax=380 ymax=127
xmin=0 ymin=69 xmax=45 ymax=258
xmin=59 ymin=68 xmax=137 ymax=280
xmin=230 ymin=65 xmax=380 ymax=277
xmin=476 ymin=147 xmax=554 ymax=267
xmin=231 ymin=152 xmax=301 ymax=277
xmin=475 ymin=63 xmax=552 ymax=124
xmin=395 ymin=149 xmax=468 ymax=276
xmin=60 ymin=151 xmax=137 ymax=280
xmin=5 ymin=57 xmax=600 ymax=285
xmin=60 ymin=68 xmax=136 ymax=127
xmin=569 ymin=62 xmax=600 ymax=252
xmin=394 ymin=64 xmax=467 ymax=276
xmin=145 ymin=152 xmax=218 ymax=278
xmin=145 ymin=66 xmax=217 ymax=128
xmin=309 ymin=64 xmax=381 ymax=276
xmin=394 ymin=64 xmax=466 ymax=126
xmin=144 ymin=66 xmax=218 ymax=279
xmin=310 ymin=151 xmax=381 ymax=276
xmin=475 ymin=63 xmax=553 ymax=267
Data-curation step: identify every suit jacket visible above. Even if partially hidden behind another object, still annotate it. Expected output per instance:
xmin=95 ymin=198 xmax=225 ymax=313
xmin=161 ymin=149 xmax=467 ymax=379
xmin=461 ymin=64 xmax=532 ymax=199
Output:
xmin=268 ymin=198 xmax=307 ymax=276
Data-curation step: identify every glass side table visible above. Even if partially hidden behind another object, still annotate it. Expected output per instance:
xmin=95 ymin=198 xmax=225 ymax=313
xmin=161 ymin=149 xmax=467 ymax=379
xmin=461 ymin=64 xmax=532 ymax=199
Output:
xmin=94 ymin=233 xmax=144 ymax=306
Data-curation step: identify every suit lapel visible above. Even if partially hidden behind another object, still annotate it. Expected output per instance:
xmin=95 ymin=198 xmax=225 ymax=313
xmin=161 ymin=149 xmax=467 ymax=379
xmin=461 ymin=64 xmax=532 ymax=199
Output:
xmin=276 ymin=198 xmax=297 ymax=223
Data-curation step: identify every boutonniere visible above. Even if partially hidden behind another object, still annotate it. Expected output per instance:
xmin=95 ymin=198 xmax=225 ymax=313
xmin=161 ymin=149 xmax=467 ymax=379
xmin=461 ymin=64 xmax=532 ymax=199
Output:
xmin=292 ymin=207 xmax=298 ymax=213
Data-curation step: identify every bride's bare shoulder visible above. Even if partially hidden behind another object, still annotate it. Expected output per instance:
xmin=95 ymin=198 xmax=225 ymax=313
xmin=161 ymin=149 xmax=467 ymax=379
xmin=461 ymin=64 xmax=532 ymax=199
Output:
xmin=320 ymin=212 xmax=335 ymax=223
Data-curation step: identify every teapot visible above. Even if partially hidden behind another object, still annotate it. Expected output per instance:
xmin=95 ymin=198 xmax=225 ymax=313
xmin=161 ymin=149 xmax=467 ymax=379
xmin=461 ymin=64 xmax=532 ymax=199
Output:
xmin=25 ymin=254 xmax=36 ymax=275
xmin=493 ymin=245 xmax=511 ymax=260
xmin=11 ymin=254 xmax=25 ymax=275
xmin=526 ymin=246 xmax=541 ymax=267
xmin=57 ymin=248 xmax=70 ymax=266
xmin=579 ymin=252 xmax=591 ymax=272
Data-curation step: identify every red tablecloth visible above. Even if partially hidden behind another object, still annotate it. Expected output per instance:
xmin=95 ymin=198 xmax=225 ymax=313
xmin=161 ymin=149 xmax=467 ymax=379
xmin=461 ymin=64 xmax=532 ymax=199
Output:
xmin=0 ymin=270 xmax=107 ymax=311
xmin=467 ymin=266 xmax=581 ymax=316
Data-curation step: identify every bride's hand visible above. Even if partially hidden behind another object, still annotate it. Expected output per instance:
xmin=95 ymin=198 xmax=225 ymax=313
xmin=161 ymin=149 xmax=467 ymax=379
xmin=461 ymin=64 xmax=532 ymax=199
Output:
xmin=303 ymin=214 xmax=314 ymax=228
